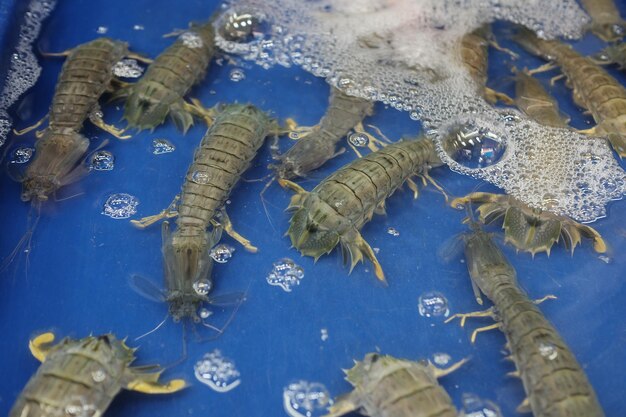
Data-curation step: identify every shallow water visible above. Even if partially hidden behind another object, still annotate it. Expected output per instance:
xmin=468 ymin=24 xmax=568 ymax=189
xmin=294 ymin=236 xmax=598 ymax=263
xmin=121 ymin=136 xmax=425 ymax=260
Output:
xmin=0 ymin=1 xmax=625 ymax=417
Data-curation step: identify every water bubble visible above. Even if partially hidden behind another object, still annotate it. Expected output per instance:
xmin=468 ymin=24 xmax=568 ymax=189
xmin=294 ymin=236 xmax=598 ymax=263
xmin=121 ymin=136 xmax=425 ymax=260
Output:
xmin=283 ymin=381 xmax=333 ymax=417
xmin=387 ymin=227 xmax=400 ymax=237
xmin=229 ymin=68 xmax=246 ymax=82
xmin=199 ymin=307 xmax=212 ymax=319
xmin=432 ymin=352 xmax=451 ymax=366
xmin=538 ymin=342 xmax=558 ymax=360
xmin=499 ymin=112 xmax=521 ymax=126
xmin=541 ymin=193 xmax=560 ymax=210
xmin=152 ymin=139 xmax=176 ymax=155
xmin=598 ymin=255 xmax=612 ymax=264
xmin=102 ymin=193 xmax=139 ymax=219
xmin=409 ymin=110 xmax=421 ymax=120
xmin=113 ymin=59 xmax=144 ymax=78
xmin=461 ymin=393 xmax=502 ymax=417
xmin=96 ymin=26 xmax=108 ymax=34
xmin=193 ymin=279 xmax=212 ymax=296
xmin=133 ymin=24 xmax=145 ymax=30
xmin=210 ymin=243 xmax=235 ymax=263
xmin=612 ymin=23 xmax=624 ymax=36
xmin=89 ymin=150 xmax=114 ymax=171
xmin=191 ymin=170 xmax=211 ymax=184
xmin=348 ymin=132 xmax=369 ymax=147
xmin=320 ymin=328 xmax=329 ymax=341
xmin=10 ymin=146 xmax=34 ymax=163
xmin=418 ymin=291 xmax=450 ymax=318
xmin=601 ymin=178 xmax=618 ymax=194
xmin=180 ymin=31 xmax=204 ymax=49
xmin=194 ymin=350 xmax=241 ymax=393
xmin=91 ymin=369 xmax=106 ymax=383
xmin=218 ymin=10 xmax=265 ymax=43
xmin=266 ymin=258 xmax=305 ymax=292
xmin=338 ymin=77 xmax=354 ymax=88
xmin=443 ymin=124 xmax=506 ymax=169
xmin=64 ymin=397 xmax=97 ymax=417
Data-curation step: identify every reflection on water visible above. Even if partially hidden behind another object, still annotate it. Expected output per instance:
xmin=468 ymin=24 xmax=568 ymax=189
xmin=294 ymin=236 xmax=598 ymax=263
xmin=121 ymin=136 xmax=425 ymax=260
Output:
xmin=418 ymin=291 xmax=450 ymax=318
xmin=267 ymin=258 xmax=305 ymax=292
xmin=89 ymin=150 xmax=114 ymax=171
xmin=101 ymin=193 xmax=139 ymax=219
xmin=9 ymin=147 xmax=34 ymax=164
xmin=283 ymin=380 xmax=333 ymax=417
xmin=194 ymin=350 xmax=241 ymax=393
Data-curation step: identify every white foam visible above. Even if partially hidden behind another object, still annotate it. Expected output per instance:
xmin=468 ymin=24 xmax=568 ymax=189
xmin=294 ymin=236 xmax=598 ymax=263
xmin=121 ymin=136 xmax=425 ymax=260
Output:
xmin=434 ymin=112 xmax=626 ymax=222
xmin=0 ymin=0 xmax=56 ymax=147
xmin=215 ymin=0 xmax=626 ymax=222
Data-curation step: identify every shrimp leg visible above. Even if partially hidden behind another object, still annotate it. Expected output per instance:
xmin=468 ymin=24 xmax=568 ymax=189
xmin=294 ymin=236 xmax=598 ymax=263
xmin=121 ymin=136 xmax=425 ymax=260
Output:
xmin=211 ymin=209 xmax=258 ymax=252
xmin=89 ymin=108 xmax=130 ymax=139
xmin=13 ymin=115 xmax=48 ymax=136
xmin=131 ymin=195 xmax=180 ymax=229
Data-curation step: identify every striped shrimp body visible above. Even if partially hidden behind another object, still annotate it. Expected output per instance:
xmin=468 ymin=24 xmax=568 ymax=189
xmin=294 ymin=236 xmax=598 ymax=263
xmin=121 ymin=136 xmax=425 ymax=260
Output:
xmin=324 ymin=353 xmax=465 ymax=417
xmin=446 ymin=224 xmax=605 ymax=417
xmin=117 ymin=20 xmax=216 ymax=132
xmin=18 ymin=38 xmax=133 ymax=202
xmin=280 ymin=138 xmax=443 ymax=282
xmin=10 ymin=332 xmax=185 ymax=417
xmin=514 ymin=70 xmax=569 ymax=128
xmin=580 ymin=0 xmax=626 ymax=42
xmin=514 ymin=27 xmax=626 ymax=157
xmin=272 ymin=87 xmax=375 ymax=180
xmin=132 ymin=104 xmax=275 ymax=322
xmin=451 ymin=192 xmax=606 ymax=256
xmin=460 ymin=25 xmax=514 ymax=105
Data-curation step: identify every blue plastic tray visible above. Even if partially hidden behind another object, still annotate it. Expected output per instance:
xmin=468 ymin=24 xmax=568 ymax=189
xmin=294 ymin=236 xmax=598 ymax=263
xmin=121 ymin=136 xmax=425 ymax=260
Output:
xmin=0 ymin=1 xmax=625 ymax=416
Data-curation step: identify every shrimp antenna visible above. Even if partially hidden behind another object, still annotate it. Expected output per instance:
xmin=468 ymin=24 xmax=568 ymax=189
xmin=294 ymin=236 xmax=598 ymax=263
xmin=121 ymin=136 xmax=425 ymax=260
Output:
xmin=1 ymin=200 xmax=42 ymax=275
xmin=463 ymin=201 xmax=486 ymax=305
xmin=260 ymin=175 xmax=277 ymax=232
xmin=198 ymin=279 xmax=250 ymax=342
xmin=160 ymin=321 xmax=189 ymax=370
xmin=198 ymin=300 xmax=242 ymax=342
xmin=241 ymin=173 xmax=273 ymax=183
xmin=464 ymin=200 xmax=481 ymax=231
xmin=134 ymin=313 xmax=169 ymax=341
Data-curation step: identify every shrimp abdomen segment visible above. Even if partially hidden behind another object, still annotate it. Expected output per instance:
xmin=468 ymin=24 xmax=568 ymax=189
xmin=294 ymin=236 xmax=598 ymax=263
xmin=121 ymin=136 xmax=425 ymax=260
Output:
xmin=176 ymin=105 xmax=271 ymax=227
xmin=49 ymin=38 xmax=128 ymax=131
xmin=285 ymin=138 xmax=439 ymax=281
xmin=274 ymin=87 xmax=374 ymax=179
xmin=327 ymin=354 xmax=458 ymax=417
xmin=580 ymin=0 xmax=626 ymax=42
xmin=493 ymin=285 xmax=604 ymax=417
xmin=361 ymin=366 xmax=457 ymax=417
xmin=122 ymin=22 xmax=216 ymax=131
xmin=515 ymin=29 xmax=626 ymax=156
xmin=315 ymin=139 xmax=434 ymax=225
xmin=320 ymin=87 xmax=374 ymax=137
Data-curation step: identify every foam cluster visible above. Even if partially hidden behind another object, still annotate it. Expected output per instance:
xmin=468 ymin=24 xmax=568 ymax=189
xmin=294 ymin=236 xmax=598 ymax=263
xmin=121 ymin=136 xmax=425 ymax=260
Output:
xmin=434 ymin=111 xmax=626 ymax=222
xmin=0 ymin=0 xmax=56 ymax=147
xmin=215 ymin=0 xmax=626 ymax=222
